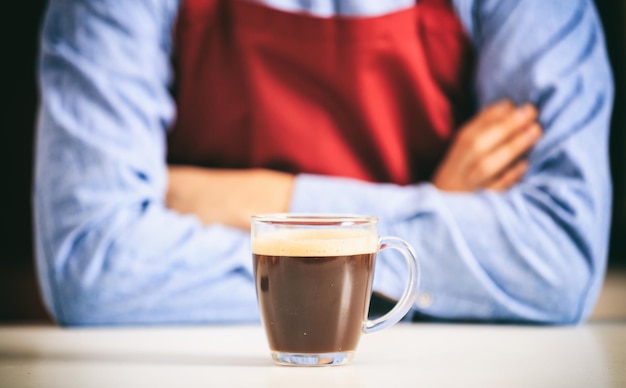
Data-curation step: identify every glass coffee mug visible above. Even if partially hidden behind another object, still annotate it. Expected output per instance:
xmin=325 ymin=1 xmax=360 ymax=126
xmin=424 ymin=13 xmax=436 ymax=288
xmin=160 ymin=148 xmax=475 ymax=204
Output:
xmin=251 ymin=214 xmax=420 ymax=366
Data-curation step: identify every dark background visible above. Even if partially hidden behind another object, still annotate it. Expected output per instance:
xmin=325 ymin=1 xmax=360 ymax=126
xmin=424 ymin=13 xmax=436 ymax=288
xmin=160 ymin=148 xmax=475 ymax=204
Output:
xmin=1 ymin=1 xmax=624 ymax=322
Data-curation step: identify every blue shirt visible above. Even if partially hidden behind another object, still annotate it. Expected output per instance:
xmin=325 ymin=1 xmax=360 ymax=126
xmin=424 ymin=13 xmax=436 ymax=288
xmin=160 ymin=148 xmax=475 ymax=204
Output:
xmin=35 ymin=0 xmax=613 ymax=325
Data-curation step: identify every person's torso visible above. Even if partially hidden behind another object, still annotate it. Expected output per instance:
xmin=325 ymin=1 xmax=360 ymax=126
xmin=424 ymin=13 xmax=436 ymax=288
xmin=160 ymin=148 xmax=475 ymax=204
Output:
xmin=168 ymin=0 xmax=475 ymax=185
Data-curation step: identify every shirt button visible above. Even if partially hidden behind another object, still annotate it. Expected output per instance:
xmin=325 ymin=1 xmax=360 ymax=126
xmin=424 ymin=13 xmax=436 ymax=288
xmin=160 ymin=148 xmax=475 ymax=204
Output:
xmin=417 ymin=293 xmax=433 ymax=308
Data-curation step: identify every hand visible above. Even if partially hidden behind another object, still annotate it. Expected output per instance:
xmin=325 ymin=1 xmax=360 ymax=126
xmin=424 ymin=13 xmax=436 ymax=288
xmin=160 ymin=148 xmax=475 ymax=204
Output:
xmin=166 ymin=167 xmax=295 ymax=230
xmin=432 ymin=100 xmax=542 ymax=192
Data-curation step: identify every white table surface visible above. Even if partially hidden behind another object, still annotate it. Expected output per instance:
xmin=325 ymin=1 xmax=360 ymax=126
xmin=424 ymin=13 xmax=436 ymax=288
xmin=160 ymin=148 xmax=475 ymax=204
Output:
xmin=0 ymin=323 xmax=624 ymax=388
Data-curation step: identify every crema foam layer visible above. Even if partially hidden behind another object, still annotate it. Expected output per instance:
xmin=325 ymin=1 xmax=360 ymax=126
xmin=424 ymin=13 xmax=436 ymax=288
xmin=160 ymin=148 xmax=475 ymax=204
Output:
xmin=252 ymin=229 xmax=378 ymax=257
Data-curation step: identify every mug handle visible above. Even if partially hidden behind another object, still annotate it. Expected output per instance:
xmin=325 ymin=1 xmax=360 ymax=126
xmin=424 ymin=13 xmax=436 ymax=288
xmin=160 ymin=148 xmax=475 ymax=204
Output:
xmin=363 ymin=236 xmax=420 ymax=334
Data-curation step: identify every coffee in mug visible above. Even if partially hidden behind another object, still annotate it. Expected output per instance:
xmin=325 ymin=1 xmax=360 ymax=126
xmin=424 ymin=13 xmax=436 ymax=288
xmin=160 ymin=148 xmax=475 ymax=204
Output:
xmin=251 ymin=214 xmax=420 ymax=366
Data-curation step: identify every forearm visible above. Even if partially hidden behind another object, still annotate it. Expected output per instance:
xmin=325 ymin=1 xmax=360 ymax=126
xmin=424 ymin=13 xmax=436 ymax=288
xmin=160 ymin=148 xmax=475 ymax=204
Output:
xmin=291 ymin=165 xmax=610 ymax=324
xmin=166 ymin=166 xmax=295 ymax=230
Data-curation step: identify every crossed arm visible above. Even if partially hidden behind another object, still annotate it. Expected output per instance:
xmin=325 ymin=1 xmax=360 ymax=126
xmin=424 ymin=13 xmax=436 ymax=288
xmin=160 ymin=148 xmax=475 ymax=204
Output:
xmin=167 ymin=100 xmax=541 ymax=229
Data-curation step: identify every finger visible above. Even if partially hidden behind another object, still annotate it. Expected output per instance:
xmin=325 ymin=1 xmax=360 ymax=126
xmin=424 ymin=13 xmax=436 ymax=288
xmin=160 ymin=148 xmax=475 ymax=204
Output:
xmin=457 ymin=100 xmax=516 ymax=143
xmin=468 ymin=122 xmax=542 ymax=186
xmin=433 ymin=100 xmax=538 ymax=192
xmin=486 ymin=159 xmax=530 ymax=191
xmin=461 ymin=103 xmax=538 ymax=158
xmin=453 ymin=104 xmax=537 ymax=179
xmin=467 ymin=99 xmax=516 ymax=129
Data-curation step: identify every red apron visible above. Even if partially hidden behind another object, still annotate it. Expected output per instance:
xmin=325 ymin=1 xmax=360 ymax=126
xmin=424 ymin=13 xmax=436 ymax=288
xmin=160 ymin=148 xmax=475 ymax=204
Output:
xmin=168 ymin=0 xmax=474 ymax=185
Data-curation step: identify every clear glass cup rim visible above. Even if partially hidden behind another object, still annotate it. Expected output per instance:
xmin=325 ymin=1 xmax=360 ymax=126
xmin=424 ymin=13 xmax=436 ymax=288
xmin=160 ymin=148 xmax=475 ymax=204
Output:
xmin=250 ymin=213 xmax=378 ymax=226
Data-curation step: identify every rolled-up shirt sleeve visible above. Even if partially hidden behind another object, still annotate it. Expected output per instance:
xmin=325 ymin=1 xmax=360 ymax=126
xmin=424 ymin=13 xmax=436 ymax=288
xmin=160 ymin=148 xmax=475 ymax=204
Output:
xmin=291 ymin=0 xmax=613 ymax=324
xmin=35 ymin=0 xmax=259 ymax=325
